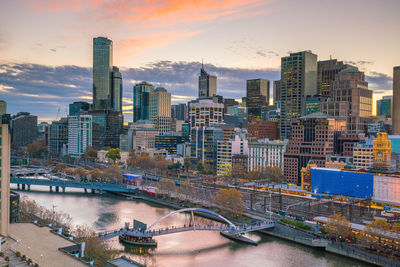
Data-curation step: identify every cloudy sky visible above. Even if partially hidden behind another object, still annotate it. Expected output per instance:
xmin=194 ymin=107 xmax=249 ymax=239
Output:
xmin=0 ymin=0 xmax=399 ymax=122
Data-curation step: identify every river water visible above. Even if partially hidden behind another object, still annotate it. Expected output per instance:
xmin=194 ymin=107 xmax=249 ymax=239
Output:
xmin=12 ymin=186 xmax=367 ymax=267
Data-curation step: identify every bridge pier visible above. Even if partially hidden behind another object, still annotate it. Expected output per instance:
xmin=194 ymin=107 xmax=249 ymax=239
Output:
xmin=84 ymin=188 xmax=87 ymax=193
xmin=56 ymin=186 xmax=59 ymax=192
xmin=27 ymin=185 xmax=31 ymax=191
xmin=91 ymin=189 xmax=95 ymax=194
xmin=17 ymin=184 xmax=20 ymax=190
xmin=50 ymin=186 xmax=53 ymax=192
xmin=62 ymin=187 xmax=65 ymax=193
xmin=22 ymin=184 xmax=25 ymax=190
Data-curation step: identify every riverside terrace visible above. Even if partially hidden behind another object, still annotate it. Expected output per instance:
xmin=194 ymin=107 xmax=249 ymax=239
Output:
xmin=10 ymin=177 xmax=137 ymax=193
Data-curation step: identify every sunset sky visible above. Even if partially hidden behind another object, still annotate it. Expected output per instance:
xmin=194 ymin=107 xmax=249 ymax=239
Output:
xmin=0 ymin=0 xmax=399 ymax=121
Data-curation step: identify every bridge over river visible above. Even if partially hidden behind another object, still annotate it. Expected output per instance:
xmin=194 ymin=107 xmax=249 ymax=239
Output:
xmin=10 ymin=177 xmax=136 ymax=193
xmin=99 ymin=208 xmax=275 ymax=243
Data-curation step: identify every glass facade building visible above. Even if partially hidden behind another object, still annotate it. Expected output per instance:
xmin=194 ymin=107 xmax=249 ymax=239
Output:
xmin=246 ymin=79 xmax=270 ymax=123
xmin=48 ymin=117 xmax=68 ymax=156
xmin=155 ymin=135 xmax=189 ymax=154
xmin=198 ymin=66 xmax=217 ymax=98
xmin=111 ymin=66 xmax=123 ymax=112
xmin=93 ymin=37 xmax=113 ymax=110
xmin=377 ymin=96 xmax=392 ymax=118
xmin=90 ymin=110 xmax=123 ymax=149
xmin=133 ymin=82 xmax=154 ymax=122
xmin=69 ymin=101 xmax=90 ymax=116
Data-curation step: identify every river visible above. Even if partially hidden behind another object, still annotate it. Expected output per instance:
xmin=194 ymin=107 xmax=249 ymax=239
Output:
xmin=12 ymin=186 xmax=368 ymax=267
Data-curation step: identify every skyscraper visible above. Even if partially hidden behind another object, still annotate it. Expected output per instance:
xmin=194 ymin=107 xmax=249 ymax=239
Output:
xmin=246 ymin=79 xmax=270 ymax=123
xmin=317 ymin=59 xmax=353 ymax=98
xmin=0 ymin=113 xmax=10 ymax=236
xmin=198 ymin=65 xmax=217 ymax=98
xmin=147 ymin=87 xmax=172 ymax=134
xmin=377 ymin=96 xmax=392 ymax=118
xmin=111 ymin=66 xmax=122 ymax=112
xmin=93 ymin=37 xmax=113 ymax=110
xmin=321 ymin=67 xmax=372 ymax=133
xmin=188 ymin=97 xmax=224 ymax=127
xmin=68 ymin=115 xmax=92 ymax=157
xmin=11 ymin=112 xmax=37 ymax=149
xmin=133 ymin=82 xmax=154 ymax=122
xmin=393 ymin=66 xmax=400 ymax=134
xmin=280 ymin=51 xmax=318 ymax=139
xmin=273 ymin=80 xmax=281 ymax=106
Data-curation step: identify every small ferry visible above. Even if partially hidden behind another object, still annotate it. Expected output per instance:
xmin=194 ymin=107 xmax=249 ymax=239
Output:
xmin=119 ymin=234 xmax=157 ymax=247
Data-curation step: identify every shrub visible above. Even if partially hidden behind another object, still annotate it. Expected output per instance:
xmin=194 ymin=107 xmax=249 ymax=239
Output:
xmin=280 ymin=218 xmax=311 ymax=231
xmin=5 ymin=256 xmax=9 ymax=261
xmin=16 ymin=251 xmax=21 ymax=257
xmin=0 ymin=251 xmax=4 ymax=257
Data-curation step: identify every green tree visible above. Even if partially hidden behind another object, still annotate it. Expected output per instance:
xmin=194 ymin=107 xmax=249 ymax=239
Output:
xmin=184 ymin=158 xmax=191 ymax=172
xmin=326 ymin=214 xmax=353 ymax=241
xmin=85 ymin=146 xmax=98 ymax=159
xmin=196 ymin=162 xmax=204 ymax=172
xmin=106 ymin=148 xmax=121 ymax=164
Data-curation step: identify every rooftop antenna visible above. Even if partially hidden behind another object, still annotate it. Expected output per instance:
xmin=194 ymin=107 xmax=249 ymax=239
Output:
xmin=201 ymin=59 xmax=204 ymax=69
xmin=330 ymin=55 xmax=332 ymax=60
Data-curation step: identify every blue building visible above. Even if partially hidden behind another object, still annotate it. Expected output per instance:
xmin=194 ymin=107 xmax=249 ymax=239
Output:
xmin=155 ymin=134 xmax=189 ymax=154
xmin=377 ymin=96 xmax=392 ymax=118
xmin=69 ymin=101 xmax=90 ymax=116
xmin=311 ymin=168 xmax=373 ymax=198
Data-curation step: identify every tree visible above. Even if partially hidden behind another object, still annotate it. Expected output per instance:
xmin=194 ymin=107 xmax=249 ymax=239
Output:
xmin=106 ymin=148 xmax=121 ymax=164
xmin=85 ymin=146 xmax=98 ymax=159
xmin=326 ymin=214 xmax=353 ymax=241
xmin=54 ymin=163 xmax=66 ymax=172
xmin=25 ymin=140 xmax=48 ymax=158
xmin=157 ymin=179 xmax=176 ymax=198
xmin=358 ymin=219 xmax=392 ymax=251
xmin=214 ymin=188 xmax=244 ymax=218
xmin=88 ymin=168 xmax=102 ymax=182
xmin=184 ymin=158 xmax=191 ymax=173
xmin=102 ymin=165 xmax=123 ymax=183
xmin=196 ymin=163 xmax=204 ymax=173
xmin=74 ymin=167 xmax=88 ymax=181
xmin=64 ymin=168 xmax=74 ymax=176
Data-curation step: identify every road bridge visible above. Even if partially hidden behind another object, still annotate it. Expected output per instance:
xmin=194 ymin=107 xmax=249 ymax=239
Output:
xmin=10 ymin=177 xmax=136 ymax=193
xmin=99 ymin=208 xmax=275 ymax=240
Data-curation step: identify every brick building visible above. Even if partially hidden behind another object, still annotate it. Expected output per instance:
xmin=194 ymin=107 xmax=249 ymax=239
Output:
xmin=248 ymin=121 xmax=279 ymax=140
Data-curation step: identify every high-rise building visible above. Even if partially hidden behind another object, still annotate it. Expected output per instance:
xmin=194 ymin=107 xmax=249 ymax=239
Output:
xmin=69 ymin=101 xmax=90 ymax=116
xmin=198 ymin=65 xmax=217 ymax=98
xmin=67 ymin=115 xmax=92 ymax=157
xmin=48 ymin=118 xmax=68 ymax=156
xmin=216 ymin=135 xmax=249 ymax=176
xmin=305 ymin=95 xmax=322 ymax=115
xmin=11 ymin=112 xmax=37 ymax=149
xmin=317 ymin=59 xmax=353 ymax=98
xmin=0 ymin=114 xmax=10 ymax=236
xmin=111 ymin=66 xmax=122 ymax=112
xmin=133 ymin=82 xmax=154 ymax=122
xmin=0 ymin=101 xmax=6 ymax=115
xmin=248 ymin=121 xmax=279 ymax=140
xmin=284 ymin=112 xmax=345 ymax=184
xmin=191 ymin=126 xmax=223 ymax=171
xmin=393 ymin=66 xmax=400 ymax=134
xmin=93 ymin=37 xmax=113 ymax=110
xmin=248 ymin=139 xmax=287 ymax=173
xmin=246 ymin=79 xmax=270 ymax=122
xmin=131 ymin=120 xmax=159 ymax=150
xmin=377 ymin=96 xmax=392 ymax=118
xmin=155 ymin=133 xmax=189 ymax=154
xmin=273 ymin=80 xmax=281 ymax=106
xmin=147 ymin=87 xmax=171 ymax=134
xmin=321 ymin=67 xmax=372 ymax=133
xmin=188 ymin=97 xmax=224 ymax=127
xmin=89 ymin=110 xmax=123 ymax=149
xmin=171 ymin=103 xmax=187 ymax=121
xmin=280 ymin=51 xmax=318 ymax=139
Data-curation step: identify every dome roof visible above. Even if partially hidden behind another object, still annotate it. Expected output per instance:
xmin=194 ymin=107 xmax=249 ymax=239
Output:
xmin=340 ymin=67 xmax=360 ymax=74
xmin=154 ymin=87 xmax=167 ymax=92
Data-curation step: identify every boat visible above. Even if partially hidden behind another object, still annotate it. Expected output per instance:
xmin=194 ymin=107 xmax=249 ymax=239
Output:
xmin=119 ymin=234 xmax=157 ymax=247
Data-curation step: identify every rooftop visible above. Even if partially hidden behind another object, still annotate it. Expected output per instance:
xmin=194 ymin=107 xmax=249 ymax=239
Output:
xmin=299 ymin=112 xmax=334 ymax=119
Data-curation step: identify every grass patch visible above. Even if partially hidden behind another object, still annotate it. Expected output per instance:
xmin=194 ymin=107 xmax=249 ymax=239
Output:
xmin=280 ymin=218 xmax=311 ymax=231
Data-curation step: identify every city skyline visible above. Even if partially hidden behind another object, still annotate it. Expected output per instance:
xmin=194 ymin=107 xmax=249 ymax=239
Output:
xmin=0 ymin=0 xmax=399 ymax=121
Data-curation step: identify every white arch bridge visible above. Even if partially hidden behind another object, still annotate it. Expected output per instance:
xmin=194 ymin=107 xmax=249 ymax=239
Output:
xmin=98 ymin=208 xmax=275 ymax=240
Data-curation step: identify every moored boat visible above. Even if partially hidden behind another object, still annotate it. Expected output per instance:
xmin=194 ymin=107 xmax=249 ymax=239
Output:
xmin=119 ymin=234 xmax=157 ymax=247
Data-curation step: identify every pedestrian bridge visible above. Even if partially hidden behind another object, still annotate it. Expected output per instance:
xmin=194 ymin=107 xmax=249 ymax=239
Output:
xmin=98 ymin=208 xmax=275 ymax=240
xmin=10 ymin=177 xmax=136 ymax=193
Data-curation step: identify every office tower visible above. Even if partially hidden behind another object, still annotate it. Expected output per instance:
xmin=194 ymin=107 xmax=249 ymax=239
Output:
xmin=11 ymin=112 xmax=37 ymax=149
xmin=353 ymin=140 xmax=373 ymax=169
xmin=198 ymin=65 xmax=217 ymax=98
xmin=111 ymin=66 xmax=122 ymax=112
xmin=188 ymin=97 xmax=224 ymax=127
xmin=37 ymin=122 xmax=49 ymax=145
xmin=133 ymin=82 xmax=154 ymax=122
xmin=248 ymin=121 xmax=279 ymax=140
xmin=217 ymin=135 xmax=248 ymax=176
xmin=69 ymin=101 xmax=90 ymax=116
xmin=246 ymin=79 xmax=270 ymax=123
xmin=284 ymin=112 xmax=346 ymax=184
xmin=191 ymin=126 xmax=223 ymax=171
xmin=305 ymin=95 xmax=322 ymax=115
xmin=155 ymin=133 xmax=189 ymax=154
xmin=273 ymin=80 xmax=281 ymax=106
xmin=280 ymin=51 xmax=317 ymax=139
xmin=93 ymin=37 xmax=113 ymax=110
xmin=223 ymin=98 xmax=238 ymax=114
xmin=0 ymin=101 xmax=6 ymax=115
xmin=317 ymin=59 xmax=353 ymax=98
xmin=393 ymin=67 xmax=400 ymax=134
xmin=171 ymin=103 xmax=187 ymax=121
xmin=48 ymin=118 xmax=68 ymax=156
xmin=377 ymin=96 xmax=392 ymax=118
xmin=67 ymin=115 xmax=92 ymax=157
xmin=90 ymin=110 xmax=123 ymax=149
xmin=131 ymin=120 xmax=159 ymax=150
xmin=0 ymin=114 xmax=10 ymax=236
xmin=321 ymin=67 xmax=372 ymax=133
xmin=146 ymin=87 xmax=171 ymax=134
xmin=248 ymin=139 xmax=287 ymax=173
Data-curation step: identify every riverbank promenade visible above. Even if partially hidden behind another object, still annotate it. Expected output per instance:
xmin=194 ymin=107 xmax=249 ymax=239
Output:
xmin=8 ymin=223 xmax=86 ymax=267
